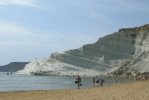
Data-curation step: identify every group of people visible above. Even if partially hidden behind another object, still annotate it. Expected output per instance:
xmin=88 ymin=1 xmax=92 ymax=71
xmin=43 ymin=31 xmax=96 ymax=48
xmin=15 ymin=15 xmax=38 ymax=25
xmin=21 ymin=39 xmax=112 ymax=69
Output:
xmin=92 ymin=76 xmax=105 ymax=86
xmin=75 ymin=75 xmax=105 ymax=89
xmin=6 ymin=72 xmax=13 ymax=75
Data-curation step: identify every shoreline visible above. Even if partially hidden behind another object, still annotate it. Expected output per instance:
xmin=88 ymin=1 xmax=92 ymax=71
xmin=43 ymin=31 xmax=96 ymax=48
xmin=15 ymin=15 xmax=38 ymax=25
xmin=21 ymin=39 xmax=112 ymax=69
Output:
xmin=0 ymin=76 xmax=136 ymax=93
xmin=0 ymin=80 xmax=148 ymax=100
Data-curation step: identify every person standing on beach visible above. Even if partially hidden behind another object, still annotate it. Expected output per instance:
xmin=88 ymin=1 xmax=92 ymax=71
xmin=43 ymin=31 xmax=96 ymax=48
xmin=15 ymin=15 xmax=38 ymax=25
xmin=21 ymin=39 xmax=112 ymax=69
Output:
xmin=93 ymin=77 xmax=96 ymax=86
xmin=100 ymin=79 xmax=105 ymax=86
xmin=116 ymin=79 xmax=118 ymax=83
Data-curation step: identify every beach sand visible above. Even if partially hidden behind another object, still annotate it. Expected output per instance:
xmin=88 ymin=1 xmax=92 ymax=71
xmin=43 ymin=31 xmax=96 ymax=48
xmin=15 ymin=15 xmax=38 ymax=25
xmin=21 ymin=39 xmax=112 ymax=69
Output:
xmin=0 ymin=81 xmax=149 ymax=100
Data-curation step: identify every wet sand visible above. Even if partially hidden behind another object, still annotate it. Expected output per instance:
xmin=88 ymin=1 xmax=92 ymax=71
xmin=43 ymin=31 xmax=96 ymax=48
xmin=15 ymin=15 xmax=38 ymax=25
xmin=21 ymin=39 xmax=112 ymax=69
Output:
xmin=0 ymin=80 xmax=149 ymax=100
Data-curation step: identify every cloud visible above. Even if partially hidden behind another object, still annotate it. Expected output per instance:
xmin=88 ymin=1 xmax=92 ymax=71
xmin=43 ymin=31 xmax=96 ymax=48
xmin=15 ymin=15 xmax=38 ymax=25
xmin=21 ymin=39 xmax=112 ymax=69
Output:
xmin=0 ymin=0 xmax=38 ymax=8
xmin=0 ymin=21 xmax=39 ymax=45
xmin=0 ymin=21 xmax=99 ymax=50
xmin=0 ymin=22 xmax=27 ymax=33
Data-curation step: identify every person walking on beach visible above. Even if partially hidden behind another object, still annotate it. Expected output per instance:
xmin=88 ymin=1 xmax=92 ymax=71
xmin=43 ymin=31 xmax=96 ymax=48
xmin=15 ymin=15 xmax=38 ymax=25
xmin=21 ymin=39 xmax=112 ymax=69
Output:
xmin=75 ymin=75 xmax=81 ymax=89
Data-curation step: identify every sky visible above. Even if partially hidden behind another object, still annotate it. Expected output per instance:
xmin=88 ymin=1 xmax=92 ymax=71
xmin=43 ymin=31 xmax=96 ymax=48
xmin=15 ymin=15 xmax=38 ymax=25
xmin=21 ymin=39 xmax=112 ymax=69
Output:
xmin=0 ymin=0 xmax=149 ymax=65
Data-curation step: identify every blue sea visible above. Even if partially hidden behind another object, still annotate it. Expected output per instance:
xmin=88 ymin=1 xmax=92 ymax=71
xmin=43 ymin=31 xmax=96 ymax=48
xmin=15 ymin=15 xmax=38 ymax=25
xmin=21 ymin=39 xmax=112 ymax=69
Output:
xmin=0 ymin=72 xmax=135 ymax=92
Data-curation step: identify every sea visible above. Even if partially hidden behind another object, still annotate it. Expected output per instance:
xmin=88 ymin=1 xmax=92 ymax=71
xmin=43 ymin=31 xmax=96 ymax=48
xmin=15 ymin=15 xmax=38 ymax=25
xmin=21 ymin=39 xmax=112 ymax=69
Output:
xmin=0 ymin=72 xmax=135 ymax=92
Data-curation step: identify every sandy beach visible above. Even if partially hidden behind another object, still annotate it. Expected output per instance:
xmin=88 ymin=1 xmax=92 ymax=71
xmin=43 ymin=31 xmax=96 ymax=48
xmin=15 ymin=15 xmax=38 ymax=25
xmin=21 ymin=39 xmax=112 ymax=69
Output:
xmin=0 ymin=81 xmax=148 ymax=100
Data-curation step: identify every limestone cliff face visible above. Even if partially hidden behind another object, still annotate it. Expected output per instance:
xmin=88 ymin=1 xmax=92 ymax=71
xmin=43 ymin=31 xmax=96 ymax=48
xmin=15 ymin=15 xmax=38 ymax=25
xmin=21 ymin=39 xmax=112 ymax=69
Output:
xmin=128 ymin=25 xmax=149 ymax=73
xmin=18 ymin=24 xmax=149 ymax=76
xmin=55 ymin=30 xmax=136 ymax=71
xmin=112 ymin=24 xmax=149 ymax=75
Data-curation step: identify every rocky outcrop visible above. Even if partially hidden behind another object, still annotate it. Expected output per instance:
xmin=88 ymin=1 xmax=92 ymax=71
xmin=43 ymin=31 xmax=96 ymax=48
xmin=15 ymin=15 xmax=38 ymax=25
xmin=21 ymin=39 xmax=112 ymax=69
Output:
xmin=18 ymin=24 xmax=149 ymax=76
xmin=0 ymin=62 xmax=29 ymax=72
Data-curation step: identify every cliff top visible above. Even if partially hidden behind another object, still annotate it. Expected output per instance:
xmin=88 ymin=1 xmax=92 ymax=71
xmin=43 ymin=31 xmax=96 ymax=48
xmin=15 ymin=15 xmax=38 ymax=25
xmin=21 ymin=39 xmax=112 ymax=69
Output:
xmin=119 ymin=24 xmax=149 ymax=32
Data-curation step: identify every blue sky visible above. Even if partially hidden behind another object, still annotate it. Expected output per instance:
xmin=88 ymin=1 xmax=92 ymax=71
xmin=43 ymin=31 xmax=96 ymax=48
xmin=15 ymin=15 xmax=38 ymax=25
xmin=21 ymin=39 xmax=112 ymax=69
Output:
xmin=0 ymin=0 xmax=149 ymax=65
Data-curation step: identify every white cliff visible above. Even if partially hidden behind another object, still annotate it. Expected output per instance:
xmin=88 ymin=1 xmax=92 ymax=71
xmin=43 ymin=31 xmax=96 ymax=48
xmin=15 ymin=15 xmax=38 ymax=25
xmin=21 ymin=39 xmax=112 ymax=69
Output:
xmin=18 ymin=58 xmax=104 ymax=76
xmin=18 ymin=24 xmax=149 ymax=76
